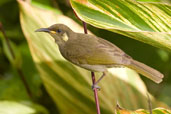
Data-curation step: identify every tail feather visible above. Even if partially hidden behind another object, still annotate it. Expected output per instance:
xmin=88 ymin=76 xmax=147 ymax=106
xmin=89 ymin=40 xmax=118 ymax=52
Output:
xmin=128 ymin=60 xmax=164 ymax=83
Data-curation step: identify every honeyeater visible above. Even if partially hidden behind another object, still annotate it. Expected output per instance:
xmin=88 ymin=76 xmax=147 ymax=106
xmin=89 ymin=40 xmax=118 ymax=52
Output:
xmin=35 ymin=24 xmax=164 ymax=89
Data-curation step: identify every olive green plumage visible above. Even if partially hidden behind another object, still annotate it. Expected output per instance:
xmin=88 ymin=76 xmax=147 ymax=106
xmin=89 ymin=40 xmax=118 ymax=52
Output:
xmin=36 ymin=24 xmax=164 ymax=84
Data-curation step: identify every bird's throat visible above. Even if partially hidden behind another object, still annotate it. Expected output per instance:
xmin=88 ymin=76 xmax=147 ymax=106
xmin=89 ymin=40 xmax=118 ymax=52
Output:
xmin=62 ymin=33 xmax=69 ymax=42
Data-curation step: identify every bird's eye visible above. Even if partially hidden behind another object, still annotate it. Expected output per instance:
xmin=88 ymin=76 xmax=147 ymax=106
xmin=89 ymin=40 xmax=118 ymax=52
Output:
xmin=57 ymin=29 xmax=62 ymax=33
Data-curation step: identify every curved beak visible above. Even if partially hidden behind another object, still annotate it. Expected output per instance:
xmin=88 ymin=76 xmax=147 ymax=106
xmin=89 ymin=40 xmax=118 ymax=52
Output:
xmin=35 ymin=28 xmax=50 ymax=32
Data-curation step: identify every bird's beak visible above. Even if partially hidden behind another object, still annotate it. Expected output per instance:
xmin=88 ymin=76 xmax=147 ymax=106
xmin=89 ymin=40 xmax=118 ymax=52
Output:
xmin=35 ymin=28 xmax=50 ymax=32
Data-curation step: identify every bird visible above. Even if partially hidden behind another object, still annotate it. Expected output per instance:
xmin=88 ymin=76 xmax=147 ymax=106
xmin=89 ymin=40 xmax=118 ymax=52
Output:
xmin=35 ymin=24 xmax=164 ymax=89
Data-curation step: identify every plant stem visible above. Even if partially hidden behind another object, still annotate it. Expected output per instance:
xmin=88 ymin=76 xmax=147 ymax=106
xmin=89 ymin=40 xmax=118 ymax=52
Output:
xmin=147 ymin=93 xmax=152 ymax=114
xmin=82 ymin=22 xmax=87 ymax=33
xmin=73 ymin=10 xmax=81 ymax=21
xmin=82 ymin=21 xmax=101 ymax=114
xmin=91 ymin=72 xmax=101 ymax=114
xmin=17 ymin=68 xmax=33 ymax=99
xmin=0 ymin=22 xmax=33 ymax=99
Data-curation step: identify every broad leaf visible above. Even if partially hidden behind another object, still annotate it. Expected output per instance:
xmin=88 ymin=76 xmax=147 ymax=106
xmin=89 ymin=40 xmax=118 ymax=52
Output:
xmin=18 ymin=0 xmax=165 ymax=113
xmin=70 ymin=0 xmax=171 ymax=51
xmin=0 ymin=101 xmax=48 ymax=114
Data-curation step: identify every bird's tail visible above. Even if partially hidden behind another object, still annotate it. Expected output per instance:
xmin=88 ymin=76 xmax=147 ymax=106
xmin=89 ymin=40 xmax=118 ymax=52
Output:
xmin=128 ymin=60 xmax=164 ymax=83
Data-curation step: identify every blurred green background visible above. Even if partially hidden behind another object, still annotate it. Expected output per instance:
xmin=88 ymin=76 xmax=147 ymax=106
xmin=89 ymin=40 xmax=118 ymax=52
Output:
xmin=0 ymin=0 xmax=171 ymax=113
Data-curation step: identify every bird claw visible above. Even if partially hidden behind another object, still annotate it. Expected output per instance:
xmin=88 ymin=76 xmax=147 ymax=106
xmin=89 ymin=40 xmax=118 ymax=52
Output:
xmin=91 ymin=84 xmax=101 ymax=90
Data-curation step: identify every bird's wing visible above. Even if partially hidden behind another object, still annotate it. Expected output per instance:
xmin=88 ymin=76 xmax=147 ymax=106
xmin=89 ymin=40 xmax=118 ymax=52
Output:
xmin=85 ymin=37 xmax=132 ymax=65
xmin=64 ymin=34 xmax=131 ymax=65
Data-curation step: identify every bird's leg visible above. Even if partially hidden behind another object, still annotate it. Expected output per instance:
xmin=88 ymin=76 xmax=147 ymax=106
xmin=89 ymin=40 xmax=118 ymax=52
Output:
xmin=92 ymin=71 xmax=107 ymax=90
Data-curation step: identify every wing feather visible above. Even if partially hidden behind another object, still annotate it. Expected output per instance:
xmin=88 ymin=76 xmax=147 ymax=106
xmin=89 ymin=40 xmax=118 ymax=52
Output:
xmin=62 ymin=34 xmax=131 ymax=65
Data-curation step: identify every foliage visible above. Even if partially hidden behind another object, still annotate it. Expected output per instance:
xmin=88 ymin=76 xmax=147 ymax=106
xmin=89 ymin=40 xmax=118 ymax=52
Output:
xmin=0 ymin=101 xmax=48 ymax=114
xmin=71 ymin=0 xmax=171 ymax=51
xmin=115 ymin=104 xmax=171 ymax=114
xmin=0 ymin=0 xmax=170 ymax=113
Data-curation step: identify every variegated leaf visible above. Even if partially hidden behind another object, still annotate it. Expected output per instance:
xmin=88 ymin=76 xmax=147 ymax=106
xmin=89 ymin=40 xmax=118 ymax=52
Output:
xmin=70 ymin=0 xmax=171 ymax=51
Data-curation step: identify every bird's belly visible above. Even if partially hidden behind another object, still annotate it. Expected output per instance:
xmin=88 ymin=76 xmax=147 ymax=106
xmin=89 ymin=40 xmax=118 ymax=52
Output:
xmin=79 ymin=64 xmax=125 ymax=72
xmin=79 ymin=64 xmax=107 ymax=72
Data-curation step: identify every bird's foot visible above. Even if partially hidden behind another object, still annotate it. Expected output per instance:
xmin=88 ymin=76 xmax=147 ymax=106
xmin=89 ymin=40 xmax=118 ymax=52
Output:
xmin=91 ymin=84 xmax=101 ymax=90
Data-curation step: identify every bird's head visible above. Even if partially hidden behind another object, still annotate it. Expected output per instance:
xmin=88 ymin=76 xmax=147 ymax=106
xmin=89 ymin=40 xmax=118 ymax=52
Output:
xmin=35 ymin=24 xmax=73 ymax=45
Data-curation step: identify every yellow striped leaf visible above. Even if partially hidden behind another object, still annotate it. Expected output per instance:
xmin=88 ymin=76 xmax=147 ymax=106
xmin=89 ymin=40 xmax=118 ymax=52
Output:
xmin=71 ymin=0 xmax=171 ymax=51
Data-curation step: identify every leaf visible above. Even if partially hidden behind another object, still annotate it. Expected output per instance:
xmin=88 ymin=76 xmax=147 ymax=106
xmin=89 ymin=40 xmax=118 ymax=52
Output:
xmin=158 ymin=84 xmax=171 ymax=107
xmin=0 ymin=0 xmax=12 ymax=6
xmin=0 ymin=74 xmax=30 ymax=100
xmin=0 ymin=100 xmax=49 ymax=114
xmin=115 ymin=104 xmax=171 ymax=114
xmin=18 ymin=0 xmax=166 ymax=113
xmin=70 ymin=0 xmax=171 ymax=51
xmin=0 ymin=43 xmax=42 ymax=100
xmin=1 ymin=35 xmax=22 ymax=68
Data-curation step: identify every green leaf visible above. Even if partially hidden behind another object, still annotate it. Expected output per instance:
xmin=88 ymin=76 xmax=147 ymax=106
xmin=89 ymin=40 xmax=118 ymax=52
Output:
xmin=0 ymin=0 xmax=13 ymax=6
xmin=0 ymin=101 xmax=49 ymax=114
xmin=18 ymin=0 xmax=167 ymax=113
xmin=115 ymin=104 xmax=171 ymax=114
xmin=158 ymin=84 xmax=171 ymax=106
xmin=0 ymin=74 xmax=30 ymax=100
xmin=136 ymin=0 xmax=161 ymax=2
xmin=0 ymin=43 xmax=42 ymax=100
xmin=70 ymin=0 xmax=171 ymax=51
xmin=1 ymin=37 xmax=22 ymax=68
